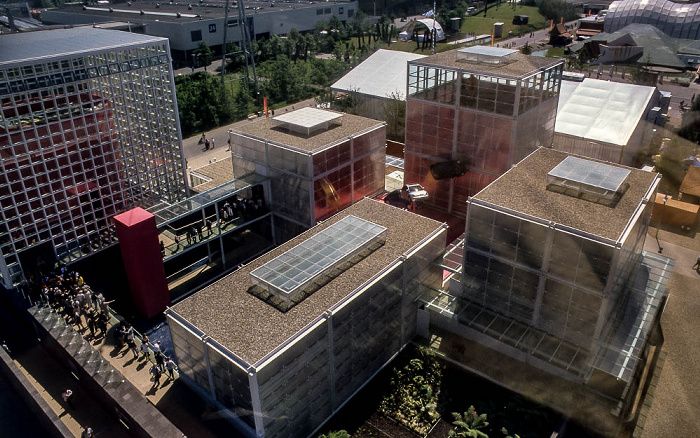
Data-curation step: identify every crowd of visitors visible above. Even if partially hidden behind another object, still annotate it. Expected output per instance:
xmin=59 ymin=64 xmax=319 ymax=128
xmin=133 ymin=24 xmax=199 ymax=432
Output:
xmin=38 ymin=268 xmax=179 ymax=401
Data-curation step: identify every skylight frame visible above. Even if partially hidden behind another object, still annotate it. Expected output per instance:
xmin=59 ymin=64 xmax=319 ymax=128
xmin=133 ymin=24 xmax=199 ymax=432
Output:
xmin=250 ymin=215 xmax=387 ymax=310
xmin=547 ymin=156 xmax=631 ymax=201
xmin=272 ymin=107 xmax=344 ymax=136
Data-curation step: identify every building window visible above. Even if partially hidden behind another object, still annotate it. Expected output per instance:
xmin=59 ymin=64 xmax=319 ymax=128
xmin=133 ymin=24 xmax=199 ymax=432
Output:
xmin=339 ymin=6 xmax=344 ymax=14
xmin=348 ymin=9 xmax=354 ymax=17
xmin=191 ymin=30 xmax=202 ymax=42
xmin=317 ymin=8 xmax=323 ymax=15
xmin=324 ymin=7 xmax=331 ymax=14
xmin=209 ymin=24 xmax=216 ymax=33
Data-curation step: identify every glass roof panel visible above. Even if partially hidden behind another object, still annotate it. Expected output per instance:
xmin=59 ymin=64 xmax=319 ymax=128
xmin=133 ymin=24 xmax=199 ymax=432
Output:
xmin=250 ymin=215 xmax=387 ymax=309
xmin=548 ymin=156 xmax=631 ymax=193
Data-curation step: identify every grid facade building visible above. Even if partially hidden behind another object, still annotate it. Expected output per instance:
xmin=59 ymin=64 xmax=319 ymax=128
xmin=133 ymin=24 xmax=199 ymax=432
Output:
xmin=0 ymin=28 xmax=188 ymax=287
xmin=404 ymin=47 xmax=564 ymax=216
xmin=166 ymin=199 xmax=446 ymax=437
xmin=230 ymin=108 xmax=386 ymax=242
xmin=425 ymin=148 xmax=671 ymax=431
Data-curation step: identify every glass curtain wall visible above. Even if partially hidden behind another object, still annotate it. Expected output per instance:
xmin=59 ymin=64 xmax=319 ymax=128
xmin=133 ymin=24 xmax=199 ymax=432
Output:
xmin=0 ymin=42 xmax=186 ymax=284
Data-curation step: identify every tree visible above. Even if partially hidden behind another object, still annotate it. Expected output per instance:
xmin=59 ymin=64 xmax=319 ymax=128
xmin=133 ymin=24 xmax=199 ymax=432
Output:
xmin=383 ymin=91 xmax=406 ymax=141
xmin=520 ymin=42 xmax=533 ymax=55
xmin=536 ymin=0 xmax=578 ymax=22
xmin=193 ymin=42 xmax=213 ymax=71
xmin=449 ymin=406 xmax=490 ymax=438
xmin=175 ymin=72 xmax=235 ymax=137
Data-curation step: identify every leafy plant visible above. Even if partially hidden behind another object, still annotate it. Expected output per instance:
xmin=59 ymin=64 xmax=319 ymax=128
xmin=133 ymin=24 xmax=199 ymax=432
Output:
xmin=379 ymin=347 xmax=444 ymax=436
xmin=318 ymin=430 xmax=351 ymax=438
xmin=449 ymin=406 xmax=489 ymax=438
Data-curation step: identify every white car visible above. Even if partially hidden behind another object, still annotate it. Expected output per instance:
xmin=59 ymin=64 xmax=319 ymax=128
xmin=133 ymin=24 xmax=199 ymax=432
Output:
xmin=403 ymin=184 xmax=429 ymax=201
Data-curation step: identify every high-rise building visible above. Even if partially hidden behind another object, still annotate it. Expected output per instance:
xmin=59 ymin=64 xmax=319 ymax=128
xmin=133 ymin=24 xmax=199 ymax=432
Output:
xmin=404 ymin=47 xmax=564 ymax=216
xmin=0 ymin=28 xmax=188 ymax=288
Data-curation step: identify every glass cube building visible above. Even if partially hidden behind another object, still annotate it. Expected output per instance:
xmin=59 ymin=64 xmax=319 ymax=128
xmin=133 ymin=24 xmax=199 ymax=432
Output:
xmin=230 ymin=108 xmax=386 ymax=242
xmin=404 ymin=47 xmax=564 ymax=216
xmin=425 ymin=148 xmax=672 ymax=428
xmin=166 ymin=199 xmax=446 ymax=437
xmin=0 ymin=28 xmax=188 ymax=287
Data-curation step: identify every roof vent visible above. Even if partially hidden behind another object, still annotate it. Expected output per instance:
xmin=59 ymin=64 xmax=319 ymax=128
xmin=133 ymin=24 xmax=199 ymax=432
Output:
xmin=249 ymin=215 xmax=387 ymax=311
xmin=272 ymin=107 xmax=344 ymax=136
xmin=456 ymin=46 xmax=518 ymax=64
xmin=547 ymin=156 xmax=631 ymax=206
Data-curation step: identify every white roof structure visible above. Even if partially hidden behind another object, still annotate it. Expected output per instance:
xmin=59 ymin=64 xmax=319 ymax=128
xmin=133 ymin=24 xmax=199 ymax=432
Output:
xmin=273 ymin=107 xmax=344 ymax=136
xmin=555 ymin=78 xmax=656 ymax=147
xmin=331 ymin=49 xmax=427 ymax=100
xmin=415 ymin=18 xmax=446 ymax=42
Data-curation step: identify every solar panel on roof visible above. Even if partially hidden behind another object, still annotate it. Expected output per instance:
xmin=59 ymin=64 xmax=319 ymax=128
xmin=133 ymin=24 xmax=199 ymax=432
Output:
xmin=250 ymin=215 xmax=387 ymax=310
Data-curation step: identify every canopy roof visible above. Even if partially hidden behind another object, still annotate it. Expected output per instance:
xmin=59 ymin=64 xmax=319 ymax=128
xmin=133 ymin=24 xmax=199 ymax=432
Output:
xmin=331 ymin=49 xmax=426 ymax=99
xmin=555 ymin=78 xmax=656 ymax=147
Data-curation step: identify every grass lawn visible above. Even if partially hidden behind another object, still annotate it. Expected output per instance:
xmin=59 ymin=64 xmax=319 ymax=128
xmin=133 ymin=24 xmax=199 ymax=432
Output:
xmin=546 ymin=47 xmax=565 ymax=58
xmin=461 ymin=5 xmax=547 ymax=40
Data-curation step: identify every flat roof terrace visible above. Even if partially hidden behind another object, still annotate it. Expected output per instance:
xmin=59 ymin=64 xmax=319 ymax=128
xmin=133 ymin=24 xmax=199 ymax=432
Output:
xmin=170 ymin=198 xmax=444 ymax=364
xmin=473 ymin=148 xmax=659 ymax=242
xmin=233 ymin=110 xmax=384 ymax=153
xmin=412 ymin=48 xmax=563 ymax=78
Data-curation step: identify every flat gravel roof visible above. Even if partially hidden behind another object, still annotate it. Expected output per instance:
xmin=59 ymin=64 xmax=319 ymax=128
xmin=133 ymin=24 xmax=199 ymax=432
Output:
xmin=411 ymin=48 xmax=563 ymax=78
xmin=474 ymin=148 xmax=658 ymax=241
xmin=234 ymin=110 xmax=384 ymax=153
xmin=170 ymin=198 xmax=444 ymax=364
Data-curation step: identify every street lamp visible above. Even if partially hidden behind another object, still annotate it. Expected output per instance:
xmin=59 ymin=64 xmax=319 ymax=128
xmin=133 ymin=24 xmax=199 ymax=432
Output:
xmin=655 ymin=195 xmax=669 ymax=253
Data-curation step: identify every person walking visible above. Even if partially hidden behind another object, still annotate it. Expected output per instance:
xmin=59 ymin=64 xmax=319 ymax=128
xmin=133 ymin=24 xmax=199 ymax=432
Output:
xmin=140 ymin=335 xmax=151 ymax=361
xmin=81 ymin=426 xmax=94 ymax=438
xmin=211 ymin=138 xmax=215 ymax=149
xmin=150 ymin=364 xmax=162 ymax=389
xmin=155 ymin=350 xmax=166 ymax=373
xmin=62 ymin=388 xmax=75 ymax=410
xmin=165 ymin=356 xmax=178 ymax=380
xmin=693 ymin=254 xmax=700 ymax=270
xmin=125 ymin=324 xmax=138 ymax=359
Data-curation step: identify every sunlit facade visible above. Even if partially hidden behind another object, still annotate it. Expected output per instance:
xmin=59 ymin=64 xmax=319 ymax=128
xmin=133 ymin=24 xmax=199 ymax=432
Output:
xmin=0 ymin=28 xmax=187 ymax=287
xmin=230 ymin=109 xmax=386 ymax=242
xmin=404 ymin=47 xmax=564 ymax=216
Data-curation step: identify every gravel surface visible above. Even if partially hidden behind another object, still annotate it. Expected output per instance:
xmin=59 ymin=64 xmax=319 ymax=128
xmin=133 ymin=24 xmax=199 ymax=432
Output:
xmin=234 ymin=111 xmax=385 ymax=152
xmin=171 ymin=198 xmax=444 ymax=365
xmin=475 ymin=148 xmax=658 ymax=241
xmin=416 ymin=48 xmax=562 ymax=78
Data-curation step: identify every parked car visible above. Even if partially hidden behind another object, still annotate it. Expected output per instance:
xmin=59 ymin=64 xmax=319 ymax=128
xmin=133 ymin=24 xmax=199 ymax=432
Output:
xmin=384 ymin=184 xmax=429 ymax=209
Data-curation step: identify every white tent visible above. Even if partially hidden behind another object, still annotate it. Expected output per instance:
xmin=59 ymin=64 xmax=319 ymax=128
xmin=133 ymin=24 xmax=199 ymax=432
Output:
xmin=554 ymin=78 xmax=659 ymax=165
xmin=331 ymin=49 xmax=427 ymax=99
xmin=413 ymin=18 xmax=446 ymax=42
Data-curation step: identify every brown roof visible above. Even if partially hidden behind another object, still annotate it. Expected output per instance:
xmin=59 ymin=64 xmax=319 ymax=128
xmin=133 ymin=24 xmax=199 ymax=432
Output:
xmin=411 ymin=48 xmax=563 ymax=78
xmin=474 ymin=148 xmax=659 ymax=241
xmin=680 ymin=166 xmax=700 ymax=197
xmin=189 ymin=158 xmax=234 ymax=194
xmin=170 ymin=198 xmax=444 ymax=365
xmin=233 ymin=110 xmax=385 ymax=153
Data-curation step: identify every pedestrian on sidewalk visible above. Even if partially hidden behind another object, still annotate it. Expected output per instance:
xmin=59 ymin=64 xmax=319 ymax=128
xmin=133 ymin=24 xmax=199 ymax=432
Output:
xmin=125 ymin=324 xmax=138 ymax=359
xmin=62 ymin=388 xmax=75 ymax=410
xmin=81 ymin=426 xmax=94 ymax=438
xmin=1 ymin=340 xmax=11 ymax=355
xmin=155 ymin=350 xmax=166 ymax=372
xmin=165 ymin=356 xmax=178 ymax=380
xmin=211 ymin=138 xmax=215 ymax=149
xmin=140 ymin=335 xmax=151 ymax=361
xmin=150 ymin=364 xmax=162 ymax=389
xmin=693 ymin=254 xmax=700 ymax=270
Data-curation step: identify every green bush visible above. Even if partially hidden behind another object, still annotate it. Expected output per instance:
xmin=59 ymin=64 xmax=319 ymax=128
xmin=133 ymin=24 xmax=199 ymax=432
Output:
xmin=379 ymin=347 xmax=444 ymax=436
